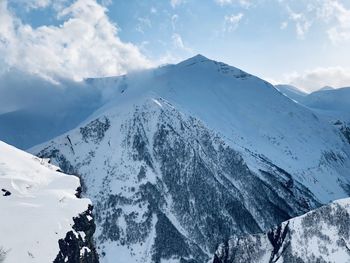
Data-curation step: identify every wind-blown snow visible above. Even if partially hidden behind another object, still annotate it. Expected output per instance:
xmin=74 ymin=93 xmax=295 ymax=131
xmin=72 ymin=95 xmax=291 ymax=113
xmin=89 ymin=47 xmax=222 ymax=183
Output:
xmin=0 ymin=141 xmax=91 ymax=263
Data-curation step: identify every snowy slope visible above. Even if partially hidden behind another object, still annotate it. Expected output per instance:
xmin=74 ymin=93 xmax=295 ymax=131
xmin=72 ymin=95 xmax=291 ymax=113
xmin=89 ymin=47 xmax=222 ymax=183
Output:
xmin=275 ymin=84 xmax=307 ymax=103
xmin=30 ymin=55 xmax=350 ymax=262
xmin=0 ymin=141 xmax=95 ymax=263
xmin=278 ymin=85 xmax=350 ymax=146
xmin=213 ymin=197 xmax=350 ymax=263
xmin=86 ymin=55 xmax=350 ymax=203
xmin=302 ymin=87 xmax=350 ymax=122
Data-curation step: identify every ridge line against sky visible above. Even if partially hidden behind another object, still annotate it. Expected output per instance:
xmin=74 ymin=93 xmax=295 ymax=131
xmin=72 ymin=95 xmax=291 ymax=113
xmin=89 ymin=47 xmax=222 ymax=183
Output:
xmin=0 ymin=0 xmax=350 ymax=92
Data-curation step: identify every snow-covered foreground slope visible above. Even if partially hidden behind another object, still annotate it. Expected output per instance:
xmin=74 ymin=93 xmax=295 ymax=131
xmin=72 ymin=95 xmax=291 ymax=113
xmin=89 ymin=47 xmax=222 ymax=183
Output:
xmin=212 ymin=197 xmax=350 ymax=263
xmin=0 ymin=141 xmax=98 ymax=263
xmin=30 ymin=55 xmax=350 ymax=262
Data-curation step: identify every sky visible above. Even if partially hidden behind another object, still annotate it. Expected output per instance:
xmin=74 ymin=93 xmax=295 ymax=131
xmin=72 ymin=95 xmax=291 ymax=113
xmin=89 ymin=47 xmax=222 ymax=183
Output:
xmin=1 ymin=0 xmax=350 ymax=92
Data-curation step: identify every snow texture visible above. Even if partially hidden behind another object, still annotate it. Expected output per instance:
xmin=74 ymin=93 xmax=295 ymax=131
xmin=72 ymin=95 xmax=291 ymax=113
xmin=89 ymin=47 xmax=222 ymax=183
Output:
xmin=0 ymin=141 xmax=91 ymax=263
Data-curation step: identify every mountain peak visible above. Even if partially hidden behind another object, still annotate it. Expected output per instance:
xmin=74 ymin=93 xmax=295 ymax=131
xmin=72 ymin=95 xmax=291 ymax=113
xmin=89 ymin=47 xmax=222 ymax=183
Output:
xmin=178 ymin=54 xmax=210 ymax=66
xmin=191 ymin=54 xmax=209 ymax=60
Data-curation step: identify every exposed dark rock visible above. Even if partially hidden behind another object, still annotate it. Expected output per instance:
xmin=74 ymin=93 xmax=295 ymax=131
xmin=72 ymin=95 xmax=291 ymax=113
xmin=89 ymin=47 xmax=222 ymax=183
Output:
xmin=152 ymin=212 xmax=190 ymax=263
xmin=80 ymin=117 xmax=110 ymax=144
xmin=1 ymin=189 xmax=11 ymax=196
xmin=212 ymin=199 xmax=350 ymax=263
xmin=54 ymin=205 xmax=99 ymax=263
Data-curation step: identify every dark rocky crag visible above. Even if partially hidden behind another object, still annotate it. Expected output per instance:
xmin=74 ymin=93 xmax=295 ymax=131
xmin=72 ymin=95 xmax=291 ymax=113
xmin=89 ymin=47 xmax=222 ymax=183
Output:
xmin=54 ymin=204 xmax=99 ymax=263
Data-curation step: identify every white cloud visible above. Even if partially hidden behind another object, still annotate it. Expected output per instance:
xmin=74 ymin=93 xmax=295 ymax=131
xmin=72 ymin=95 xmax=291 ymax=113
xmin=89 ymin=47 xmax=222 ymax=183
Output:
xmin=0 ymin=0 xmax=152 ymax=81
xmin=282 ymin=0 xmax=350 ymax=43
xmin=286 ymin=6 xmax=311 ymax=38
xmin=319 ymin=0 xmax=350 ymax=44
xmin=224 ymin=13 xmax=244 ymax=32
xmin=282 ymin=67 xmax=350 ymax=92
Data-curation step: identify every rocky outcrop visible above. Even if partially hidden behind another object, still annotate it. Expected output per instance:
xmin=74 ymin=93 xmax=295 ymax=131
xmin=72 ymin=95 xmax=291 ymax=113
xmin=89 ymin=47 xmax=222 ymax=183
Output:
xmin=54 ymin=205 xmax=99 ymax=263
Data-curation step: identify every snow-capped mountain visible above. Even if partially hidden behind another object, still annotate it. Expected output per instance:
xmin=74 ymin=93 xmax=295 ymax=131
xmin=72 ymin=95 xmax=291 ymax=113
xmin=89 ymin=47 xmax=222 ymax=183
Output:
xmin=30 ymin=55 xmax=350 ymax=262
xmin=212 ymin=197 xmax=350 ymax=263
xmin=302 ymin=87 xmax=350 ymax=123
xmin=277 ymin=85 xmax=350 ymax=146
xmin=0 ymin=141 xmax=98 ymax=263
xmin=276 ymin=84 xmax=350 ymax=123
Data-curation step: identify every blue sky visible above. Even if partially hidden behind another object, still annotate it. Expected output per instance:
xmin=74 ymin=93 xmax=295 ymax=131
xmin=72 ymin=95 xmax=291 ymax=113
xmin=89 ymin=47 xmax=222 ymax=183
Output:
xmin=1 ymin=0 xmax=350 ymax=91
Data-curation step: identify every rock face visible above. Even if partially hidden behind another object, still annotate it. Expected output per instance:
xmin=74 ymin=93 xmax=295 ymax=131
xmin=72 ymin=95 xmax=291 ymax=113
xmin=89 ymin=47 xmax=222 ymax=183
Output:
xmin=212 ymin=198 xmax=350 ymax=263
xmin=55 ymin=205 xmax=99 ymax=263
xmin=0 ymin=141 xmax=98 ymax=263
xmin=335 ymin=121 xmax=350 ymax=145
xmin=31 ymin=55 xmax=350 ymax=262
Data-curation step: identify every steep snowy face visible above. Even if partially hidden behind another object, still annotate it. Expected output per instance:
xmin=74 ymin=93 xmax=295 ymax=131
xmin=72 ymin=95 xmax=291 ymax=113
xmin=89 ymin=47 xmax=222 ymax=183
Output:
xmin=87 ymin=55 xmax=350 ymax=203
xmin=0 ymin=141 xmax=97 ymax=263
xmin=212 ymin=197 xmax=350 ymax=263
xmin=34 ymin=98 xmax=323 ymax=262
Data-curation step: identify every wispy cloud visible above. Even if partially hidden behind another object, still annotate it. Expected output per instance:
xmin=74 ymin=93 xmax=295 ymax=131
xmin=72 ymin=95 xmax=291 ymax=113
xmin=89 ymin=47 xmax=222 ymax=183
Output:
xmin=223 ymin=13 xmax=244 ymax=32
xmin=136 ymin=17 xmax=152 ymax=34
xmin=215 ymin=0 xmax=251 ymax=8
xmin=319 ymin=0 xmax=350 ymax=44
xmin=282 ymin=0 xmax=350 ymax=43
xmin=286 ymin=6 xmax=311 ymax=38
xmin=172 ymin=33 xmax=192 ymax=52
xmin=10 ymin=0 xmax=68 ymax=11
xmin=171 ymin=14 xmax=179 ymax=30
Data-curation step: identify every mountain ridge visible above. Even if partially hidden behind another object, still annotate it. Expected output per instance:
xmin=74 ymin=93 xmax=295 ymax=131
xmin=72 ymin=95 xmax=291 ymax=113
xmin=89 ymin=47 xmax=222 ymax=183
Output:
xmin=29 ymin=55 xmax=350 ymax=262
